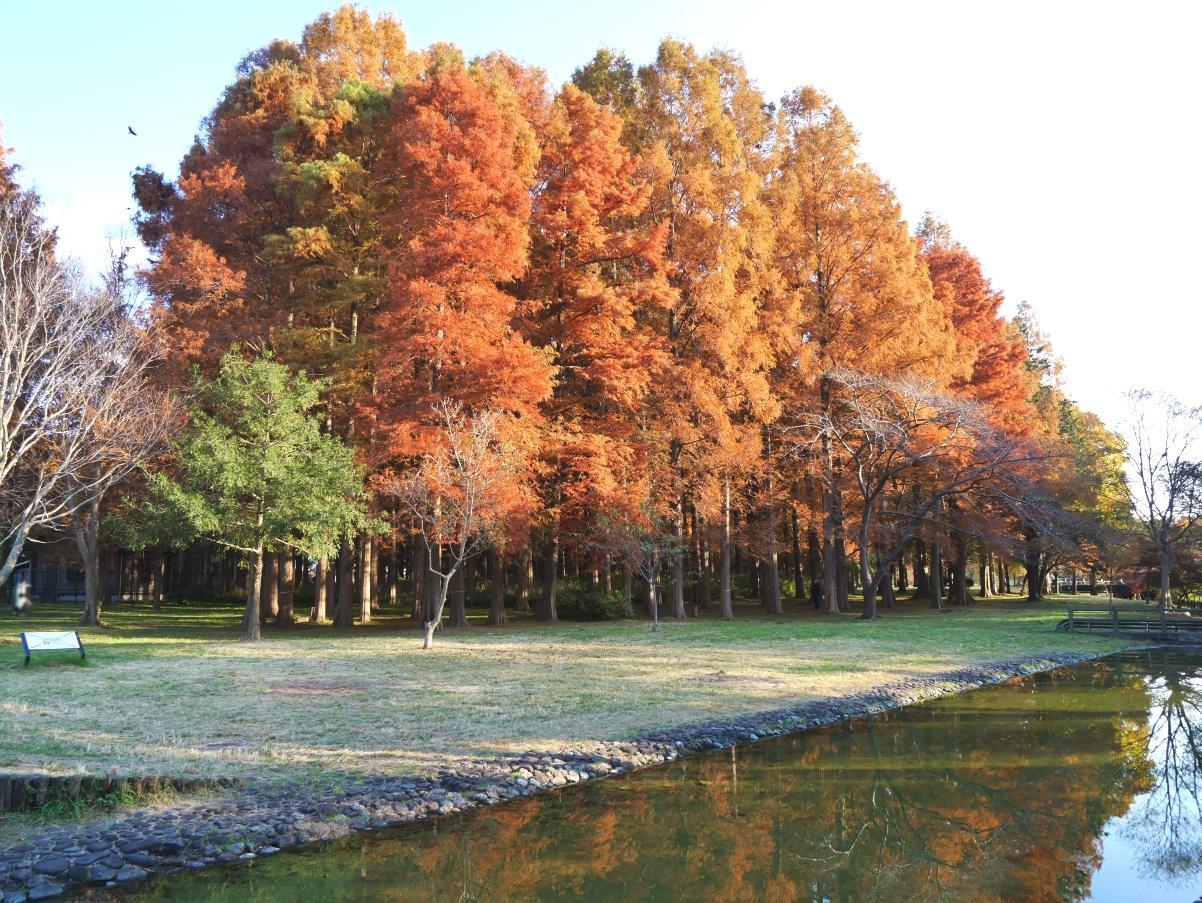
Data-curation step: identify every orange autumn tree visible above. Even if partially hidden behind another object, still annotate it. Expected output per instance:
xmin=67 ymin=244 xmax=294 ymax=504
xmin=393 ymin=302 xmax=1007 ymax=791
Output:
xmin=374 ymin=57 xmax=552 ymax=630
xmin=918 ymin=216 xmax=1034 ymax=435
xmin=136 ymin=7 xmax=418 ymax=384
xmin=522 ymin=83 xmax=674 ymax=621
xmin=618 ymin=40 xmax=778 ymax=619
xmin=769 ymin=86 xmax=954 ymax=614
xmin=917 ymin=217 xmax=1044 ymax=599
xmin=135 ymin=7 xmax=420 ymax=628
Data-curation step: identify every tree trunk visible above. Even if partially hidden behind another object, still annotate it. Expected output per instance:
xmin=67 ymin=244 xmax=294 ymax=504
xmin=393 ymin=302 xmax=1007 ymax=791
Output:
xmin=835 ymin=534 xmax=849 ymax=612
xmin=649 ymin=570 xmax=660 ymax=633
xmin=912 ymin=542 xmax=929 ymax=601
xmin=859 ymin=540 xmax=878 ymax=621
xmin=671 ymin=499 xmax=687 ymax=619
xmin=807 ymin=526 xmax=822 ymax=610
xmin=720 ymin=478 xmax=733 ymax=620
xmin=335 ymin=535 xmax=354 ymax=627
xmin=1089 ymin=564 xmax=1098 ymax=596
xmin=517 ymin=545 xmax=532 ymax=612
xmin=880 ymin=554 xmax=896 ymax=610
xmin=450 ymin=561 xmax=469 ymax=628
xmin=539 ymin=533 xmax=559 ymax=622
xmin=978 ymin=550 xmax=992 ymax=599
xmin=790 ymin=507 xmax=804 ymax=602
xmin=244 ymin=546 xmax=263 ymax=642
xmin=1024 ymin=529 xmax=1042 ymax=602
xmin=313 ymin=556 xmax=328 ymax=622
xmin=424 ymin=544 xmax=442 ymax=626
xmin=764 ymin=500 xmax=783 ymax=615
xmin=262 ymin=553 xmax=279 ymax=623
xmin=276 ymin=554 xmax=295 ymax=626
xmin=358 ymin=533 xmax=373 ymax=624
xmin=950 ymin=535 xmax=969 ymax=606
xmin=411 ymin=542 xmax=425 ymax=621
xmin=72 ymin=500 xmax=104 ymax=627
xmin=463 ymin=552 xmax=477 ymax=610
xmin=389 ymin=534 xmax=400 ymax=608
xmin=487 ymin=549 xmax=507 ymax=626
xmin=151 ymin=552 xmax=165 ymax=609
xmin=929 ymin=538 xmax=944 ymax=610
xmin=1160 ymin=550 xmax=1173 ymax=608
xmin=822 ymin=488 xmax=839 ymax=614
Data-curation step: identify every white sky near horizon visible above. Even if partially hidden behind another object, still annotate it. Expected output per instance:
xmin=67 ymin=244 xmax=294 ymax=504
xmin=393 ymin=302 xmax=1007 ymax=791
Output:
xmin=2 ymin=0 xmax=1199 ymax=432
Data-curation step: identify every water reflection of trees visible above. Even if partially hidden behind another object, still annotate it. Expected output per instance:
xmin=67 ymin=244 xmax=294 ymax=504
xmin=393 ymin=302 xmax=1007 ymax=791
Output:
xmin=152 ymin=656 xmax=1189 ymax=903
xmin=1121 ymin=651 xmax=1202 ymax=884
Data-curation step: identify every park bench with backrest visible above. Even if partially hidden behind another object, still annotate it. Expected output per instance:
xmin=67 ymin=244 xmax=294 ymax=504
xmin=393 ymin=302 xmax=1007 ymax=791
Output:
xmin=19 ymin=631 xmax=86 ymax=666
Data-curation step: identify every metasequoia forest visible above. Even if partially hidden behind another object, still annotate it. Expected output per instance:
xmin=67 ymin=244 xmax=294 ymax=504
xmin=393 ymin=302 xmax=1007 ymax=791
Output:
xmin=3 ymin=7 xmax=1133 ymax=643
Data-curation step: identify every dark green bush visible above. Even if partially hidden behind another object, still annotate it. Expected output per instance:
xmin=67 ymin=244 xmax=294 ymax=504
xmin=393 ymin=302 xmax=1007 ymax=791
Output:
xmin=555 ymin=581 xmax=634 ymax=621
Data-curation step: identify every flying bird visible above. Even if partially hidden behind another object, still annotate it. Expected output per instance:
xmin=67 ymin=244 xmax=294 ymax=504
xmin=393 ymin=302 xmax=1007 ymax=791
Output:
xmin=127 ymin=126 xmax=137 ymax=136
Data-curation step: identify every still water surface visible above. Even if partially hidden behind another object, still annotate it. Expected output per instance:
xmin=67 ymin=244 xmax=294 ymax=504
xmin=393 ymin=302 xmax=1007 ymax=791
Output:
xmin=109 ymin=649 xmax=1202 ymax=902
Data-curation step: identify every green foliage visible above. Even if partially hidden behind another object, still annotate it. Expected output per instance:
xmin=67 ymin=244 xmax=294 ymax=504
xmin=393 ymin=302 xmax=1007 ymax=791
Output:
xmin=555 ymin=580 xmax=634 ymax=621
xmin=135 ymin=348 xmax=371 ymax=560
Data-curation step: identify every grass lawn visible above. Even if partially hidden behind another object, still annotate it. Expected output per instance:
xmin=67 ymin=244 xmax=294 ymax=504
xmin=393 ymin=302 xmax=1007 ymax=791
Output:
xmin=0 ymin=594 xmax=1128 ymax=786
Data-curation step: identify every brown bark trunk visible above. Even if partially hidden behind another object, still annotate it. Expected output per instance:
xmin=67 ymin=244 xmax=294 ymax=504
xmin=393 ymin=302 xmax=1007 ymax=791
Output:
xmin=822 ymin=490 xmax=839 ymax=615
xmin=517 ymin=545 xmax=532 ymax=612
xmin=73 ymin=500 xmax=104 ymax=627
xmin=449 ymin=561 xmax=469 ymax=628
xmin=719 ymin=478 xmax=733 ymax=620
xmin=276 ymin=554 xmax=295 ymax=626
xmin=671 ymin=498 xmax=686 ymax=619
xmin=951 ymin=535 xmax=970 ymax=606
xmin=335 ymin=536 xmax=354 ymax=627
xmin=244 ymin=546 xmax=263 ymax=642
xmin=411 ymin=542 xmax=425 ymax=621
xmin=358 ymin=533 xmax=373 ymax=624
xmin=880 ymin=554 xmax=896 ymax=610
xmin=929 ymin=538 xmax=944 ymax=610
xmin=790 ymin=506 xmax=803 ymax=602
xmin=313 ymin=556 xmax=328 ymax=622
xmin=487 ymin=549 xmax=507 ymax=626
xmin=859 ymin=541 xmax=878 ymax=620
xmin=807 ymin=525 xmax=822 ymax=610
xmin=538 ymin=533 xmax=559 ymax=622
xmin=262 ymin=552 xmax=279 ymax=623
xmin=835 ymin=533 xmax=848 ymax=612
xmin=1024 ymin=528 xmax=1042 ymax=601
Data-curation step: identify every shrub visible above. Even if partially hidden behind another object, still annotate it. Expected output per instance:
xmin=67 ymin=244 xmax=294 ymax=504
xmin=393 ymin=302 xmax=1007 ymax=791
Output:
xmin=555 ymin=581 xmax=633 ymax=621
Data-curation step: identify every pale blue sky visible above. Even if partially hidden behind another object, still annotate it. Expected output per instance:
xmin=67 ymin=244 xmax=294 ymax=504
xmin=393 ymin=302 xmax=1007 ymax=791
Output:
xmin=2 ymin=1 xmax=1199 ymax=428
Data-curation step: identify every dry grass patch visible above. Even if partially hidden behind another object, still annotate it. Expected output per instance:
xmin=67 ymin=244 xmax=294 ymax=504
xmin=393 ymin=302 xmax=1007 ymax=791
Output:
xmin=0 ymin=599 xmax=1127 ymax=783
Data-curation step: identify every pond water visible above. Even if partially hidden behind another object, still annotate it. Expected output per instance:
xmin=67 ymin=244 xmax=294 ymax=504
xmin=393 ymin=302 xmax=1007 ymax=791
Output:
xmin=105 ymin=649 xmax=1202 ymax=902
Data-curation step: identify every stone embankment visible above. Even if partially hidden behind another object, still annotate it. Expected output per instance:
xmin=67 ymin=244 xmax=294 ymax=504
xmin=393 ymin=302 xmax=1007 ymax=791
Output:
xmin=0 ymin=649 xmax=1106 ymax=901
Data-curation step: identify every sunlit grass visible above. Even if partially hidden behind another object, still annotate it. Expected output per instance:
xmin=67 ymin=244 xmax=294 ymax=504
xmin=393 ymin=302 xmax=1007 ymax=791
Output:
xmin=0 ymin=594 xmax=1127 ymax=784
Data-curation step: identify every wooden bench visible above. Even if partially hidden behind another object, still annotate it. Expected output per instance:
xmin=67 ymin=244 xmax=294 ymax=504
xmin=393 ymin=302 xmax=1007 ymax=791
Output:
xmin=19 ymin=631 xmax=86 ymax=667
xmin=1055 ymin=603 xmax=1202 ymax=635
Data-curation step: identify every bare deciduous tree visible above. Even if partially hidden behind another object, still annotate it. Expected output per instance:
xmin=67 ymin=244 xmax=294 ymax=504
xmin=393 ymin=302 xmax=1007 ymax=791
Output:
xmin=71 ymin=244 xmax=175 ymax=625
xmin=1 ymin=192 xmax=171 ymax=612
xmin=1124 ymin=389 xmax=1202 ymax=608
xmin=385 ymin=402 xmax=525 ymax=649
xmin=599 ymin=506 xmax=685 ymax=632
xmin=792 ymin=370 xmax=1042 ymax=620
